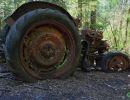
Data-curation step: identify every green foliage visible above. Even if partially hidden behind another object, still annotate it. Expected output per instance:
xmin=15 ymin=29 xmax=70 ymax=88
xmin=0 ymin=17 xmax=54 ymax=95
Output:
xmin=0 ymin=0 xmax=25 ymax=29
xmin=108 ymin=0 xmax=119 ymax=8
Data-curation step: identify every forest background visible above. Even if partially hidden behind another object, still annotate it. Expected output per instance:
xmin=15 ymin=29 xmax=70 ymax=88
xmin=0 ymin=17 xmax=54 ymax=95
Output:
xmin=0 ymin=0 xmax=130 ymax=55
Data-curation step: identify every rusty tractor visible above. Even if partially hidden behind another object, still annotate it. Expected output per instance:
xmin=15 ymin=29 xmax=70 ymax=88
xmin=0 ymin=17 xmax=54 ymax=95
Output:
xmin=0 ymin=1 xmax=130 ymax=82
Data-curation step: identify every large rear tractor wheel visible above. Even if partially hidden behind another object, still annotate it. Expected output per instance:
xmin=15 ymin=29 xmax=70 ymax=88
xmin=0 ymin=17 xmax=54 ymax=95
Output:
xmin=5 ymin=9 xmax=81 ymax=82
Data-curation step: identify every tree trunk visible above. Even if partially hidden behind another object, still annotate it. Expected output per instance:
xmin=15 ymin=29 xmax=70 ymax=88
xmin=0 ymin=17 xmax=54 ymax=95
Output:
xmin=28 ymin=0 xmax=33 ymax=2
xmin=78 ymin=0 xmax=82 ymax=27
xmin=124 ymin=8 xmax=130 ymax=48
xmin=123 ymin=0 xmax=129 ymax=50
xmin=90 ymin=9 xmax=96 ymax=30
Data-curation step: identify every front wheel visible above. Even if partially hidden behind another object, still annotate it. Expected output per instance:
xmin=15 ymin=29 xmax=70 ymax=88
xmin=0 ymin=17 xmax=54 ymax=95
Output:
xmin=99 ymin=52 xmax=130 ymax=72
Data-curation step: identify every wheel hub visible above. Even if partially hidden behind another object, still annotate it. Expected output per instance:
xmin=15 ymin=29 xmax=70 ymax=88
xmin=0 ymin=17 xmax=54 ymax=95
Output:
xmin=40 ymin=42 xmax=56 ymax=59
xmin=21 ymin=26 xmax=68 ymax=78
xmin=29 ymin=32 xmax=66 ymax=67
xmin=108 ymin=56 xmax=128 ymax=71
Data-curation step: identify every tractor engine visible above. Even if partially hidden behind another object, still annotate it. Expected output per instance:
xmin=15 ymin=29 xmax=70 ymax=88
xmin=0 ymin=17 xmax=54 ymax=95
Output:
xmin=79 ymin=29 xmax=129 ymax=72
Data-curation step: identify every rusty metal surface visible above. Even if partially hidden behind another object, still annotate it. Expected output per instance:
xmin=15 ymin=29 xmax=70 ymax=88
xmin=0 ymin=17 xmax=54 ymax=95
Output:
xmin=29 ymin=27 xmax=66 ymax=67
xmin=20 ymin=20 xmax=76 ymax=79
xmin=80 ymin=29 xmax=130 ymax=72
xmin=81 ymin=29 xmax=103 ymax=40
xmin=81 ymin=29 xmax=109 ymax=54
xmin=6 ymin=1 xmax=76 ymax=26
xmin=107 ymin=55 xmax=129 ymax=71
xmin=80 ymin=29 xmax=109 ymax=70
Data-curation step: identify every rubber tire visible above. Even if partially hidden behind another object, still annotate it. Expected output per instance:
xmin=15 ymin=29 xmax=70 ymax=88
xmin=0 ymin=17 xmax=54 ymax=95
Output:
xmin=100 ymin=52 xmax=130 ymax=72
xmin=5 ymin=9 xmax=81 ymax=82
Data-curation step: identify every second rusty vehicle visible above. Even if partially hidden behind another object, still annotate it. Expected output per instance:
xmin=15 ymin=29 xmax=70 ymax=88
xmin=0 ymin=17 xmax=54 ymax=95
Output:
xmin=0 ymin=1 xmax=130 ymax=82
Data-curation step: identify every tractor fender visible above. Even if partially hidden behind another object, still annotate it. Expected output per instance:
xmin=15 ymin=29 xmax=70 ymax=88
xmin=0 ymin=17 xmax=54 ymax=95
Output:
xmin=5 ymin=1 xmax=76 ymax=26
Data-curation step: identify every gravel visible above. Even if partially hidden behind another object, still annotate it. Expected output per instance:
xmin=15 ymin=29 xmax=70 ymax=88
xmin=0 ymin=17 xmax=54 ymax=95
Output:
xmin=0 ymin=63 xmax=129 ymax=100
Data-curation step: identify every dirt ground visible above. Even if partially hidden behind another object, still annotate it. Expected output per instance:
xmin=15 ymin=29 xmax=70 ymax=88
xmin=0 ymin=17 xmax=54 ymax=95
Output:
xmin=0 ymin=63 xmax=129 ymax=100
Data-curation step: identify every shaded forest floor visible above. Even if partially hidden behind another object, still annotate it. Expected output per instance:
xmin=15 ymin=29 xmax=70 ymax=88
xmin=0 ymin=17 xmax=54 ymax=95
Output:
xmin=0 ymin=63 xmax=129 ymax=100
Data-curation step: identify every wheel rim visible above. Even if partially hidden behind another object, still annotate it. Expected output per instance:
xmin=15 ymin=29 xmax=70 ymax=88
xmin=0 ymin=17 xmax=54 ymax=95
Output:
xmin=20 ymin=21 xmax=76 ymax=79
xmin=107 ymin=55 xmax=129 ymax=71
